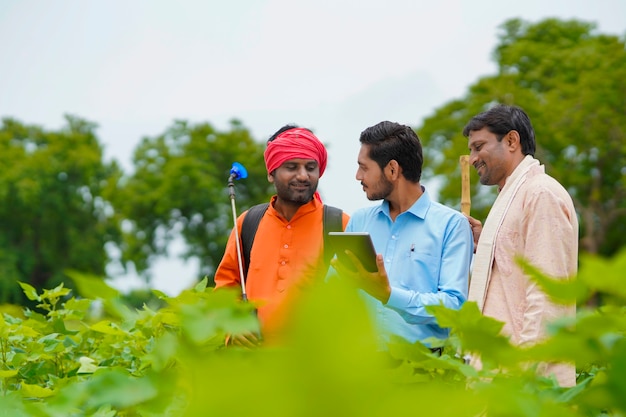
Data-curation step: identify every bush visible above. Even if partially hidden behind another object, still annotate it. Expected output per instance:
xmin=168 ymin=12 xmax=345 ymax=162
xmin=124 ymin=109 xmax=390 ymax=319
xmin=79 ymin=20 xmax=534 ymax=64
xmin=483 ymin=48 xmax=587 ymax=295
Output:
xmin=0 ymin=252 xmax=624 ymax=416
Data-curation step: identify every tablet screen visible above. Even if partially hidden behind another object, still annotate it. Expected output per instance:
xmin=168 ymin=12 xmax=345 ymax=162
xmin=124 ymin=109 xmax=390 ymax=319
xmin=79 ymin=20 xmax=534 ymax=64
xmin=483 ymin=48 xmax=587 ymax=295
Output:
xmin=327 ymin=232 xmax=378 ymax=272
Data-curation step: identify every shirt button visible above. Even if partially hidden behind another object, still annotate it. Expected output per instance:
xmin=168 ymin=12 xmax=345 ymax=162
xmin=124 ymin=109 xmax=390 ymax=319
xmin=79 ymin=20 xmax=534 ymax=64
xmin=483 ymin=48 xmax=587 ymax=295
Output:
xmin=281 ymin=261 xmax=286 ymax=265
xmin=286 ymin=225 xmax=292 ymax=229
xmin=284 ymin=244 xmax=288 ymax=249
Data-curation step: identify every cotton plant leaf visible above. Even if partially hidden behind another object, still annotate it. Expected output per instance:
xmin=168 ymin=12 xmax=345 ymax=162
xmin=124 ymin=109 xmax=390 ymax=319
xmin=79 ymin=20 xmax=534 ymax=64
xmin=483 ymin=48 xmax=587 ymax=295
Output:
xmin=17 ymin=282 xmax=40 ymax=302
xmin=516 ymin=257 xmax=586 ymax=304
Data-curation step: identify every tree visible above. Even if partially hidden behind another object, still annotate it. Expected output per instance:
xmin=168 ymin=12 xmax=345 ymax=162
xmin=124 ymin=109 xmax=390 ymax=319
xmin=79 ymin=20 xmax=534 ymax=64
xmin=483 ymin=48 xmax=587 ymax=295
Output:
xmin=112 ymin=119 xmax=272 ymax=285
xmin=418 ymin=18 xmax=626 ymax=256
xmin=0 ymin=116 xmax=122 ymax=304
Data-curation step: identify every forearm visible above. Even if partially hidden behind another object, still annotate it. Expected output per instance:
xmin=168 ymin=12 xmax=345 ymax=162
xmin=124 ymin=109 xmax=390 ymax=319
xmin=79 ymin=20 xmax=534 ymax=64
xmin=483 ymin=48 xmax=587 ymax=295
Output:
xmin=387 ymin=287 xmax=465 ymax=324
xmin=386 ymin=223 xmax=471 ymax=323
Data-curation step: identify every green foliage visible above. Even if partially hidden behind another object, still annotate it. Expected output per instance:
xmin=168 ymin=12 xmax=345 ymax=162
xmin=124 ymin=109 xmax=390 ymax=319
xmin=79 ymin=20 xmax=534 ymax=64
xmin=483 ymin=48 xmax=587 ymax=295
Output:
xmin=0 ymin=116 xmax=123 ymax=305
xmin=111 ymin=119 xmax=273 ymax=283
xmin=0 ymin=251 xmax=624 ymax=416
xmin=0 ymin=115 xmax=274 ymax=301
xmin=418 ymin=18 xmax=626 ymax=256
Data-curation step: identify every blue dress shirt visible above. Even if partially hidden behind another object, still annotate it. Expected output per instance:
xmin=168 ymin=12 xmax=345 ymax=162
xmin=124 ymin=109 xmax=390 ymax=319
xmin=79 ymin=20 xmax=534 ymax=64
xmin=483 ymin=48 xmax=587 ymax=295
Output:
xmin=345 ymin=189 xmax=473 ymax=346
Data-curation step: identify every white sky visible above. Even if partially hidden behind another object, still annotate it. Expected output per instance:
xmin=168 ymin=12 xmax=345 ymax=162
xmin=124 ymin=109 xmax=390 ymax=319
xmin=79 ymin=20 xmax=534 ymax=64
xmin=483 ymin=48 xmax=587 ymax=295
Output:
xmin=1 ymin=0 xmax=624 ymax=295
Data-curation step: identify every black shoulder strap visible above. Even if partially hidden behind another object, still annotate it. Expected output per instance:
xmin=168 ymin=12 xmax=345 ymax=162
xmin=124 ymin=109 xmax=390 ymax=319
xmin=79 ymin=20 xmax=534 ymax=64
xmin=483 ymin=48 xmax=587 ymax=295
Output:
xmin=241 ymin=203 xmax=343 ymax=279
xmin=240 ymin=203 xmax=269 ymax=278
xmin=322 ymin=205 xmax=344 ymax=265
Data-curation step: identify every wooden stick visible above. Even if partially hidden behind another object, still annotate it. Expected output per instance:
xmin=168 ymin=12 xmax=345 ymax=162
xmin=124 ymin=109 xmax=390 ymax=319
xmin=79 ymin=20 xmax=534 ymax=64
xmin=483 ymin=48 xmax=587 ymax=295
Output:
xmin=459 ymin=155 xmax=471 ymax=216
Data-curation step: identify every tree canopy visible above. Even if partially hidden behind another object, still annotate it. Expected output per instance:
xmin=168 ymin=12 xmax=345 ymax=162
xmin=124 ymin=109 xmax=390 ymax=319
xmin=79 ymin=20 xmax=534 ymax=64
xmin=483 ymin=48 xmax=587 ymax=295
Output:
xmin=0 ymin=116 xmax=122 ymax=304
xmin=1 ymin=17 xmax=625 ymax=300
xmin=111 ymin=119 xmax=273 ymax=284
xmin=0 ymin=116 xmax=273 ymax=300
xmin=418 ymin=18 xmax=626 ymax=256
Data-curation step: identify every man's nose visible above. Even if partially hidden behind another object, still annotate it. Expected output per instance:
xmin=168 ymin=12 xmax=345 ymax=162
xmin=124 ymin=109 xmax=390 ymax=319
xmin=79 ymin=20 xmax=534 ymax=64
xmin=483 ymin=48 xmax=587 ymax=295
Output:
xmin=296 ymin=166 xmax=309 ymax=179
xmin=469 ymin=151 xmax=478 ymax=166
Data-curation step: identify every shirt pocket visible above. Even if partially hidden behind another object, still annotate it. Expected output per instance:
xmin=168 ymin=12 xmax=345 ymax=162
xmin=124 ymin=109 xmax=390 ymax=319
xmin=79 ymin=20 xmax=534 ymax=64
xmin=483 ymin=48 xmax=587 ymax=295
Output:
xmin=403 ymin=251 xmax=441 ymax=292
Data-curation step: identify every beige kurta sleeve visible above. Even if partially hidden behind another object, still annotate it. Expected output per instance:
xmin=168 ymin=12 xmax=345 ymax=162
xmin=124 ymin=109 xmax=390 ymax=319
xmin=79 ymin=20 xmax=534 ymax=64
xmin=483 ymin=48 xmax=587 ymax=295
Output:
xmin=518 ymin=182 xmax=578 ymax=345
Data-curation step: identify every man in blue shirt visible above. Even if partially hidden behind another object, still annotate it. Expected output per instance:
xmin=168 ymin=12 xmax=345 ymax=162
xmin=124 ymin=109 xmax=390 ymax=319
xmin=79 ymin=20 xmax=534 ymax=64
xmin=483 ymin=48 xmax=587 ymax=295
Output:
xmin=331 ymin=121 xmax=473 ymax=348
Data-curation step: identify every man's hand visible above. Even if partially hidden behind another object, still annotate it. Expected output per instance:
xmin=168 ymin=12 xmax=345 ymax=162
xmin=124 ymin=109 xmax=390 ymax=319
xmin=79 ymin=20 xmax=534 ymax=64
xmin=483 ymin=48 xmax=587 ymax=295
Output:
xmin=464 ymin=214 xmax=482 ymax=251
xmin=331 ymin=250 xmax=391 ymax=303
xmin=229 ymin=332 xmax=262 ymax=349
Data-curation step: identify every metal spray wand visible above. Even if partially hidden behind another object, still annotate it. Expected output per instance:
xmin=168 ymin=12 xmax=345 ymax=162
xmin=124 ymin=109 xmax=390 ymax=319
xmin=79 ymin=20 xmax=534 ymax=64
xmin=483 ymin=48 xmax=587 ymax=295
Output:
xmin=227 ymin=162 xmax=249 ymax=301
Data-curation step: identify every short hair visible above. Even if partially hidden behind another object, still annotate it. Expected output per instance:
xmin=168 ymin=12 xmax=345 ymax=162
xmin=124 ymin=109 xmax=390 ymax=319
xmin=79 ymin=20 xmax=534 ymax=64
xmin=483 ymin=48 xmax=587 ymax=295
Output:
xmin=359 ymin=121 xmax=423 ymax=182
xmin=462 ymin=104 xmax=536 ymax=156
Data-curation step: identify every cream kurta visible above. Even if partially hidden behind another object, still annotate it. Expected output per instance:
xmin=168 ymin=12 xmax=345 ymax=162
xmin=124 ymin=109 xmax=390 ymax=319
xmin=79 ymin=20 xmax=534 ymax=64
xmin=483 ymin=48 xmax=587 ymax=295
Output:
xmin=472 ymin=156 xmax=578 ymax=386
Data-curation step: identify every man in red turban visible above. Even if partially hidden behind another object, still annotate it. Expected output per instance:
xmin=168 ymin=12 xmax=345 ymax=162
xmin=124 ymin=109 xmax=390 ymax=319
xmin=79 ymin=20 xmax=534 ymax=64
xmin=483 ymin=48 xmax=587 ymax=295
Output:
xmin=215 ymin=125 xmax=349 ymax=346
xmin=264 ymin=126 xmax=328 ymax=203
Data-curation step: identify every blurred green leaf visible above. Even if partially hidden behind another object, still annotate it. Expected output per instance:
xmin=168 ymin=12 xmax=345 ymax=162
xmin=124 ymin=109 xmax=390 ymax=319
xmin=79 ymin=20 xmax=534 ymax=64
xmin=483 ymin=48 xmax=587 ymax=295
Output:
xmin=66 ymin=270 xmax=120 ymax=300
xmin=17 ymin=282 xmax=40 ymax=302
xmin=517 ymin=257 xmax=585 ymax=304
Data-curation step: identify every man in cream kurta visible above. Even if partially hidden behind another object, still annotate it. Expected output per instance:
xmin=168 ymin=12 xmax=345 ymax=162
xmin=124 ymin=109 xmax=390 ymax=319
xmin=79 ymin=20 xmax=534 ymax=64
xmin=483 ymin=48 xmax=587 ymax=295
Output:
xmin=463 ymin=104 xmax=578 ymax=387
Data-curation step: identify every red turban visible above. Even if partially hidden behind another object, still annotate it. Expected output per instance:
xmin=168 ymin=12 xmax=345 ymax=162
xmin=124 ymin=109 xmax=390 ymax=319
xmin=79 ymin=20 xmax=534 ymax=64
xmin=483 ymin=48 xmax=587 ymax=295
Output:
xmin=264 ymin=128 xmax=328 ymax=177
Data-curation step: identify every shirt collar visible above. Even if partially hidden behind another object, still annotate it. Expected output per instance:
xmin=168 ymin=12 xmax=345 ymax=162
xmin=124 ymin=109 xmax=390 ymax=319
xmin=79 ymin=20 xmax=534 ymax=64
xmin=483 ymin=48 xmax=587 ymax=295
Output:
xmin=500 ymin=155 xmax=540 ymax=193
xmin=268 ymin=194 xmax=321 ymax=220
xmin=377 ymin=186 xmax=432 ymax=220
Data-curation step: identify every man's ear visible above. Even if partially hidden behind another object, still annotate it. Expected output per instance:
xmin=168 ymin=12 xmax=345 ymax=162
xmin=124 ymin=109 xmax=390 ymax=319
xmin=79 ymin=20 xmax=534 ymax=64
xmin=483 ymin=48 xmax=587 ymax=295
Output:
xmin=267 ymin=172 xmax=274 ymax=183
xmin=507 ymin=130 xmax=521 ymax=151
xmin=387 ymin=160 xmax=400 ymax=179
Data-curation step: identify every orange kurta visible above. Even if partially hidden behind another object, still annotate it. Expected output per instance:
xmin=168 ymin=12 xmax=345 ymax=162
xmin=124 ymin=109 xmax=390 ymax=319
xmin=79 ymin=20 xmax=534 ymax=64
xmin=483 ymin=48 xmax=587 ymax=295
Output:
xmin=214 ymin=196 xmax=349 ymax=343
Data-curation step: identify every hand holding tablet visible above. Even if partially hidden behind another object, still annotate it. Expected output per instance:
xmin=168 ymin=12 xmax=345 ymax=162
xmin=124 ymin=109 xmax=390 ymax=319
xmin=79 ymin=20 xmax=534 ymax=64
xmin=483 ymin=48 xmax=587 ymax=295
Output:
xmin=327 ymin=232 xmax=378 ymax=272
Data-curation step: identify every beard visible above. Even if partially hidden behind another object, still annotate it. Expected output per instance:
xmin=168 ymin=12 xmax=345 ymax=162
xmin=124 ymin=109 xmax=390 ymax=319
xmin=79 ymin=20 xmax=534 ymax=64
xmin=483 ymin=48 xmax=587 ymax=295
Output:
xmin=274 ymin=180 xmax=318 ymax=205
xmin=366 ymin=175 xmax=393 ymax=201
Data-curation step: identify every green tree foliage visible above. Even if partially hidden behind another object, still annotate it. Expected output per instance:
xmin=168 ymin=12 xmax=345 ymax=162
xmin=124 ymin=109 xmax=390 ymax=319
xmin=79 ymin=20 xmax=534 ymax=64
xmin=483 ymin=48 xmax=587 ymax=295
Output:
xmin=112 ymin=119 xmax=273 ymax=284
xmin=0 ymin=116 xmax=122 ymax=304
xmin=418 ymin=18 xmax=626 ymax=256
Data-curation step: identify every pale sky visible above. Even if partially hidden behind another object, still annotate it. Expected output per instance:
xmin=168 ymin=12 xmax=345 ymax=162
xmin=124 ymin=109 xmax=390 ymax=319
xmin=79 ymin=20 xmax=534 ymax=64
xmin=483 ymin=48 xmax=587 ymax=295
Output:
xmin=1 ymin=0 xmax=624 ymax=295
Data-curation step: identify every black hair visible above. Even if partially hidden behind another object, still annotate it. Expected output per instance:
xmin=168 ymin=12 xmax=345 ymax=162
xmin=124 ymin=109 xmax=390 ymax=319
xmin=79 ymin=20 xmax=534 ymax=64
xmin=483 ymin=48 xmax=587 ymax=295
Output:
xmin=462 ymin=104 xmax=536 ymax=156
xmin=359 ymin=121 xmax=423 ymax=182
